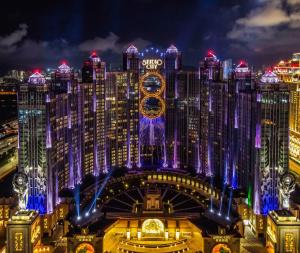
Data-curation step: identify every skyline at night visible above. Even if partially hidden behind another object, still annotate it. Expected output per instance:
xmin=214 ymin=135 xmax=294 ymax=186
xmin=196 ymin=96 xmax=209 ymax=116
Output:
xmin=1 ymin=1 xmax=300 ymax=253
xmin=1 ymin=0 xmax=300 ymax=73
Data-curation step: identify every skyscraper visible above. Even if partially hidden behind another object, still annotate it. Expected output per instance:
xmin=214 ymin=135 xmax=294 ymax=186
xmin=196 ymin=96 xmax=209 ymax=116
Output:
xmin=123 ymin=45 xmax=140 ymax=168
xmin=165 ymin=45 xmax=182 ymax=169
xmin=228 ymin=61 xmax=254 ymax=189
xmin=18 ymin=72 xmax=51 ymax=214
xmin=81 ymin=53 xmax=107 ymax=176
xmin=199 ymin=51 xmax=226 ymax=183
xmin=176 ymin=71 xmax=200 ymax=170
xmin=16 ymin=47 xmax=291 ymax=222
xmin=253 ymin=71 xmax=289 ymax=215
xmin=106 ymin=72 xmax=129 ymax=168
xmin=274 ymin=53 xmax=300 ymax=174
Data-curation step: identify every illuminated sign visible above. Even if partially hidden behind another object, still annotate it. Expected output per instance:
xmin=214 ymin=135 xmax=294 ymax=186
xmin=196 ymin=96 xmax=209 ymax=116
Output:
xmin=211 ymin=243 xmax=232 ymax=253
xmin=142 ymin=59 xmax=163 ymax=70
xmin=142 ymin=219 xmax=164 ymax=234
xmin=212 ymin=235 xmax=230 ymax=243
xmin=75 ymin=243 xmax=95 ymax=253
xmin=139 ymin=72 xmax=166 ymax=119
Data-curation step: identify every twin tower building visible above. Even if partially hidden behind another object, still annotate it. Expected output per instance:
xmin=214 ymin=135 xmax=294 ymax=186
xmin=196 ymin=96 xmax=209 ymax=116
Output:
xmin=17 ymin=45 xmax=289 ymax=218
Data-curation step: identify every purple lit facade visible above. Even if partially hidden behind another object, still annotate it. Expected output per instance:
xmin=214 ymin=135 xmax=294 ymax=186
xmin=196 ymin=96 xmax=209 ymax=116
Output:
xmin=17 ymin=47 xmax=290 ymax=223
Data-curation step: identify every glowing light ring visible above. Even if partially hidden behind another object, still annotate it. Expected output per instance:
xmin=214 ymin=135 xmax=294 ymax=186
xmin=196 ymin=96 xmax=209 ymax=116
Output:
xmin=140 ymin=95 xmax=165 ymax=119
xmin=139 ymin=72 xmax=166 ymax=96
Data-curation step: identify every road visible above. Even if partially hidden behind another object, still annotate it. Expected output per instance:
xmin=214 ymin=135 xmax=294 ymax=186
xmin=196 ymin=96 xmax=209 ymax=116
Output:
xmin=240 ymin=226 xmax=267 ymax=253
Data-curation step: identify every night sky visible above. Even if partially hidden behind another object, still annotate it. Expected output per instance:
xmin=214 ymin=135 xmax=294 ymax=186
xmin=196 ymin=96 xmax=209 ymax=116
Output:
xmin=0 ymin=0 xmax=300 ymax=73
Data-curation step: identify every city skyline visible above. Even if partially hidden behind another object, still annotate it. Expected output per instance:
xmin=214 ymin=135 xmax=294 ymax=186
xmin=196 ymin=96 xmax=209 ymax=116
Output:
xmin=1 ymin=1 xmax=300 ymax=253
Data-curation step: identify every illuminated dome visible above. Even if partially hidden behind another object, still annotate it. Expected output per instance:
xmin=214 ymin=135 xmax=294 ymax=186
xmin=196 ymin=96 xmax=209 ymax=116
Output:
xmin=126 ymin=44 xmax=138 ymax=54
xmin=58 ymin=62 xmax=71 ymax=74
xmin=28 ymin=71 xmax=46 ymax=84
xmin=166 ymin=44 xmax=178 ymax=54
xmin=260 ymin=70 xmax=279 ymax=83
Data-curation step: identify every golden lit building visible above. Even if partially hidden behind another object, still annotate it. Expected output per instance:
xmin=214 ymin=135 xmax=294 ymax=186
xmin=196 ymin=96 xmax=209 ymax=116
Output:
xmin=6 ymin=210 xmax=41 ymax=253
xmin=266 ymin=210 xmax=300 ymax=253
xmin=274 ymin=53 xmax=300 ymax=175
xmin=64 ymin=171 xmax=242 ymax=253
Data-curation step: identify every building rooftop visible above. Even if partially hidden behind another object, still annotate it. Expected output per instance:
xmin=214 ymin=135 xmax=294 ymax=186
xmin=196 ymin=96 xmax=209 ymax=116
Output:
xmin=260 ymin=70 xmax=279 ymax=83
xmin=28 ymin=71 xmax=46 ymax=84
xmin=269 ymin=210 xmax=300 ymax=224
xmin=126 ymin=44 xmax=139 ymax=54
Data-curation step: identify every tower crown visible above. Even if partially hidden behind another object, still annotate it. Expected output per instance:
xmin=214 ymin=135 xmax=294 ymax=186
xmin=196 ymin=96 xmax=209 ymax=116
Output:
xmin=28 ymin=71 xmax=45 ymax=84
xmin=235 ymin=61 xmax=249 ymax=73
xmin=126 ymin=44 xmax=138 ymax=54
xmin=90 ymin=51 xmax=101 ymax=63
xmin=58 ymin=62 xmax=71 ymax=73
xmin=260 ymin=70 xmax=279 ymax=83
xmin=166 ymin=44 xmax=178 ymax=54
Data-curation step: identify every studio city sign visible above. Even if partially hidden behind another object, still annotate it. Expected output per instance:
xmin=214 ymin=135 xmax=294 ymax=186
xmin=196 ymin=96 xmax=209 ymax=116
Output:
xmin=142 ymin=59 xmax=163 ymax=70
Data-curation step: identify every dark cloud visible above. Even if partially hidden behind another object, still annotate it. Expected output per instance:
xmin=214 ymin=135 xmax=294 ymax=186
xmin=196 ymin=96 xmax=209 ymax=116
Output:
xmin=78 ymin=32 xmax=150 ymax=53
xmin=0 ymin=0 xmax=300 ymax=72
xmin=0 ymin=24 xmax=28 ymax=53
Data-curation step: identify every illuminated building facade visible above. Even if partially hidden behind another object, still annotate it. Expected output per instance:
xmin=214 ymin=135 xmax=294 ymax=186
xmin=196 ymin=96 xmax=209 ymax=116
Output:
xmin=236 ymin=71 xmax=289 ymax=222
xmin=199 ymin=51 xmax=227 ymax=181
xmin=106 ymin=72 xmax=128 ymax=168
xmin=50 ymin=63 xmax=80 ymax=194
xmin=230 ymin=62 xmax=254 ymax=191
xmin=120 ymin=45 xmax=198 ymax=169
xmin=17 ymin=47 xmax=290 ymax=235
xmin=67 ymin=171 xmax=242 ymax=253
xmin=266 ymin=210 xmax=300 ymax=253
xmin=274 ymin=53 xmax=300 ymax=174
xmin=81 ymin=53 xmax=107 ymax=176
xmin=6 ymin=210 xmax=41 ymax=253
xmin=123 ymin=45 xmax=140 ymax=168
xmin=18 ymin=72 xmax=52 ymax=214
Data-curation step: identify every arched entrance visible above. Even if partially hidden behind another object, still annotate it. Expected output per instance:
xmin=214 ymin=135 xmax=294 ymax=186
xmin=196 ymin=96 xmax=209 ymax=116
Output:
xmin=103 ymin=218 xmax=204 ymax=253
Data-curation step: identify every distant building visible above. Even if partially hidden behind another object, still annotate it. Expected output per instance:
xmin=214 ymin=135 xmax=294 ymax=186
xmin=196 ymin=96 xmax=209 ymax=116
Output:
xmin=274 ymin=53 xmax=300 ymax=174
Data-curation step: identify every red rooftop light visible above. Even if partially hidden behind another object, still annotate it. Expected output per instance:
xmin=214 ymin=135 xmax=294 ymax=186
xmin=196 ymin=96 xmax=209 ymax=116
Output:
xmin=208 ymin=50 xmax=214 ymax=56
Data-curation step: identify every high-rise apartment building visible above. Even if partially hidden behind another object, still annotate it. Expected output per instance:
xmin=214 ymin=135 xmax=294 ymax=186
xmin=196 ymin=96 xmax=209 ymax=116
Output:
xmin=123 ymin=45 xmax=140 ymax=168
xmin=18 ymin=72 xmax=51 ymax=214
xmin=199 ymin=51 xmax=226 ymax=183
xmin=81 ymin=53 xmax=106 ymax=176
xmin=106 ymin=72 xmax=129 ymax=168
xmin=17 ymin=47 xmax=290 ymax=220
xmin=274 ymin=53 xmax=300 ymax=174
xmin=237 ymin=70 xmax=289 ymax=215
xmin=253 ymin=71 xmax=289 ymax=215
